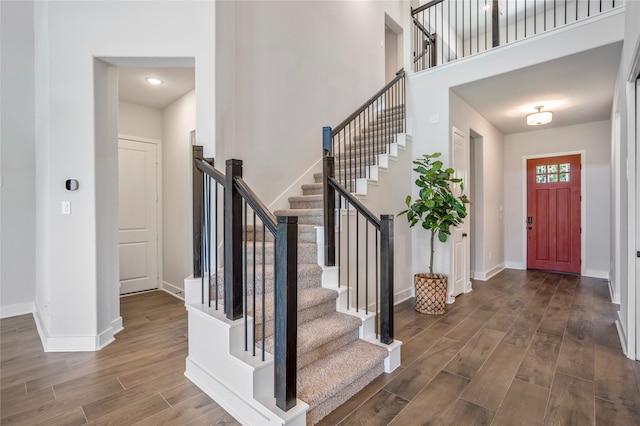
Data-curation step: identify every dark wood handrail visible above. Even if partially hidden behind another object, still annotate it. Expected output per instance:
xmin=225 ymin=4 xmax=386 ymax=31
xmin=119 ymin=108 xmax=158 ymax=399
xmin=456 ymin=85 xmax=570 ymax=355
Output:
xmin=234 ymin=176 xmax=278 ymax=235
xmin=327 ymin=176 xmax=380 ymax=229
xmin=331 ymin=69 xmax=405 ymax=138
xmin=411 ymin=0 xmax=445 ymax=16
xmin=195 ymin=157 xmax=226 ymax=185
xmin=412 ymin=17 xmax=435 ymax=42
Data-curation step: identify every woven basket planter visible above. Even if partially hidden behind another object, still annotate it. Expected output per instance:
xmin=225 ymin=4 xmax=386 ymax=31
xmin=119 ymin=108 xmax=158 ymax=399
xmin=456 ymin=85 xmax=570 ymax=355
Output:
xmin=414 ymin=273 xmax=447 ymax=315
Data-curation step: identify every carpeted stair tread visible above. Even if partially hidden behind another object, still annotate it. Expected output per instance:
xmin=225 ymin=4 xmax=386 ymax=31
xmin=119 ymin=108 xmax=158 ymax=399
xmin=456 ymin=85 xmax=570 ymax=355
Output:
xmin=297 ymin=339 xmax=387 ymax=407
xmin=288 ymin=194 xmax=324 ymax=209
xmin=301 ymin=183 xmax=323 ymax=195
xmin=244 ymin=240 xmax=318 ymax=265
xmin=250 ymin=287 xmax=338 ymax=327
xmin=244 ymin=223 xmax=318 ymax=243
xmin=273 ymin=208 xmax=324 ymax=226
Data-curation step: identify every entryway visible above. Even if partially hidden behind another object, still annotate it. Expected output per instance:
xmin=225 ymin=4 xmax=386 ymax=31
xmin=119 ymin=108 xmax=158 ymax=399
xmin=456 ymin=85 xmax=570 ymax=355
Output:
xmin=526 ymin=154 xmax=581 ymax=274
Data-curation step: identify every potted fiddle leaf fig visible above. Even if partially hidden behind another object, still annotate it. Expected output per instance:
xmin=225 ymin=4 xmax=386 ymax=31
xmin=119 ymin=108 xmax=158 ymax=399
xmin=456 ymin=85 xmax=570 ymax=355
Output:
xmin=399 ymin=152 xmax=469 ymax=314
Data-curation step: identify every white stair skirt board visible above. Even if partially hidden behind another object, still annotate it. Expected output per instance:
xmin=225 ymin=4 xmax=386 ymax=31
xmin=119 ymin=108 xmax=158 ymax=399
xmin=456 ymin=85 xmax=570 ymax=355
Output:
xmin=184 ymin=281 xmax=309 ymax=426
xmin=366 ymin=165 xmax=379 ymax=181
xmin=394 ymin=133 xmax=412 ymax=148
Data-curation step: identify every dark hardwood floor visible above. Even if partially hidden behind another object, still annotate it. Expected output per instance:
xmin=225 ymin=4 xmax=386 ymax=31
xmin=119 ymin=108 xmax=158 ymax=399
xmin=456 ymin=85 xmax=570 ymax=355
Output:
xmin=2 ymin=270 xmax=639 ymax=425
xmin=0 ymin=290 xmax=239 ymax=425
xmin=318 ymin=270 xmax=640 ymax=426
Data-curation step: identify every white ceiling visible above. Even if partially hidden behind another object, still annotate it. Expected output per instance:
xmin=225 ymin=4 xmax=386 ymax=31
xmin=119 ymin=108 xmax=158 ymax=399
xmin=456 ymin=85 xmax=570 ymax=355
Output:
xmin=118 ymin=67 xmax=195 ymax=110
xmin=451 ymin=42 xmax=623 ymax=135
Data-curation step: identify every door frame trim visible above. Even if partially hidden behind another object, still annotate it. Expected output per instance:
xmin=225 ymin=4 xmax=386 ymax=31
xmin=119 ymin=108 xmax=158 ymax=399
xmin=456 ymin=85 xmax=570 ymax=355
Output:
xmin=521 ymin=150 xmax=586 ymax=276
xmin=118 ymin=134 xmax=162 ymax=294
xmin=449 ymin=126 xmax=471 ymax=304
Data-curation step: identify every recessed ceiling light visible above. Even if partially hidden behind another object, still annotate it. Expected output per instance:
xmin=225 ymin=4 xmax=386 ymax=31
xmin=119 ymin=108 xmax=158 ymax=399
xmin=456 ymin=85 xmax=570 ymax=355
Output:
xmin=145 ymin=77 xmax=163 ymax=86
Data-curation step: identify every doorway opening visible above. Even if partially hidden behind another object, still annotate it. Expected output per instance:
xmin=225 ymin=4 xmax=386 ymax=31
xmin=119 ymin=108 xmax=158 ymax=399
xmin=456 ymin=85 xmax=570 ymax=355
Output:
xmin=385 ymin=14 xmax=403 ymax=83
xmin=116 ymin=66 xmax=195 ymax=298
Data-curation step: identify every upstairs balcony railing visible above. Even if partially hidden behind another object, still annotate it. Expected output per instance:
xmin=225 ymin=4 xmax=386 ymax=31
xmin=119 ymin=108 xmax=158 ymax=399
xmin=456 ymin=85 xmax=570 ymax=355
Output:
xmin=412 ymin=0 xmax=620 ymax=72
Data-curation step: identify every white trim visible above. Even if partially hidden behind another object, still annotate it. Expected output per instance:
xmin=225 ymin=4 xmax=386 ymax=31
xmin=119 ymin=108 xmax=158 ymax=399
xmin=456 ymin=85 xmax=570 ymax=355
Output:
xmin=111 ymin=316 xmax=123 ymax=335
xmin=161 ymin=281 xmax=185 ymax=300
xmin=267 ymin=158 xmax=323 ymax=211
xmin=608 ymin=280 xmax=620 ymax=304
xmin=616 ymin=311 xmax=628 ymax=357
xmin=583 ymin=269 xmax=609 ymax=280
xmin=450 ymin=126 xmax=471 ymax=299
xmin=0 ymin=302 xmax=34 ymax=319
xmin=504 ymin=261 xmax=526 ymax=270
xmin=521 ymin=150 xmax=586 ymax=275
xmin=33 ymin=305 xmax=110 ymax=352
xmin=473 ymin=263 xmax=506 ymax=281
xmin=625 ymin=78 xmax=638 ymax=360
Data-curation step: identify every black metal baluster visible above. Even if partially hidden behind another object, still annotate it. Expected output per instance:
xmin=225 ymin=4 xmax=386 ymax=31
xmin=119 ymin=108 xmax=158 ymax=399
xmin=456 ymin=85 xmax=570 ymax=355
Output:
xmin=356 ymin=212 xmax=360 ymax=312
xmin=244 ymin=199 xmax=248 ymax=352
xmin=346 ymin=200 xmax=350 ymax=309
xmin=365 ymin=222 xmax=369 ymax=315
xmin=252 ymin=211 xmax=256 ymax=357
xmin=207 ymin=176 xmax=212 ymax=307
xmin=215 ymin=183 xmax=219 ymax=310
xmin=375 ymin=231 xmax=379 ymax=337
xmin=261 ymin=222 xmax=266 ymax=361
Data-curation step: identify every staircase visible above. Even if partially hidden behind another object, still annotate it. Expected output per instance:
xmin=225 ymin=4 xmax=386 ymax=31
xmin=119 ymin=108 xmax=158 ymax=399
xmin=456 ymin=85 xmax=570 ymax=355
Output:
xmin=186 ymin=84 xmax=404 ymax=425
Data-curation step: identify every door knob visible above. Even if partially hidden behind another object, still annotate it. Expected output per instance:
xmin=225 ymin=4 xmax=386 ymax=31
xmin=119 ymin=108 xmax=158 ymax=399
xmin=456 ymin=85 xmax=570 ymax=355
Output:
xmin=527 ymin=226 xmax=533 ymax=230
xmin=462 ymin=233 xmax=467 ymax=237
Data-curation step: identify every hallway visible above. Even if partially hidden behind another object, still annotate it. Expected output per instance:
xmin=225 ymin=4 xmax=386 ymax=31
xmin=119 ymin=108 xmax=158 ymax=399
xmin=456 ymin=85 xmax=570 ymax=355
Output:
xmin=2 ymin=270 xmax=639 ymax=425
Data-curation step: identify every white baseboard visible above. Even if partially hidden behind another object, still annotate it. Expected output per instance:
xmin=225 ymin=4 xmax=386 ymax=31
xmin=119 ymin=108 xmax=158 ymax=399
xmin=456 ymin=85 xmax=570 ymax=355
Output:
xmin=112 ymin=316 xmax=124 ymax=335
xmin=473 ymin=263 xmax=506 ymax=281
xmin=0 ymin=301 xmax=34 ymax=319
xmin=162 ymin=281 xmax=185 ymax=300
xmin=608 ymin=280 xmax=620 ymax=304
xmin=615 ymin=311 xmax=630 ymax=358
xmin=32 ymin=304 xmax=116 ymax=352
xmin=584 ymin=269 xmax=609 ymax=280
xmin=504 ymin=261 xmax=525 ymax=270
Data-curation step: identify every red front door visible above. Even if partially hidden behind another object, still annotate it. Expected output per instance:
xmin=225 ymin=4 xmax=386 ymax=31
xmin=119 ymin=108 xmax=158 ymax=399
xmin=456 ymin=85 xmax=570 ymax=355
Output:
xmin=526 ymin=155 xmax=581 ymax=274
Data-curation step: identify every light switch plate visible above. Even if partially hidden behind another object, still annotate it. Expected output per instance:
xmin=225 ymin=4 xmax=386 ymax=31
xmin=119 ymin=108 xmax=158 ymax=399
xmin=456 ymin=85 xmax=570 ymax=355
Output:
xmin=62 ymin=201 xmax=71 ymax=215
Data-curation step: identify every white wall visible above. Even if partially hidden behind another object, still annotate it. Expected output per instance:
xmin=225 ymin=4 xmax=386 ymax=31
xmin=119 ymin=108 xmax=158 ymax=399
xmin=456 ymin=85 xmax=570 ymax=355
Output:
xmin=504 ymin=121 xmax=611 ymax=279
xmin=31 ymin=0 xmax=215 ymax=350
xmin=118 ymin=101 xmax=163 ymax=141
xmin=450 ymin=92 xmax=505 ymax=280
xmin=408 ymin=7 xmax=623 ymax=287
xmin=162 ymin=90 xmax=196 ymax=294
xmin=0 ymin=0 xmax=36 ymax=318
xmin=611 ymin=0 xmax=640 ymax=358
xmin=220 ymin=0 xmax=405 ymax=205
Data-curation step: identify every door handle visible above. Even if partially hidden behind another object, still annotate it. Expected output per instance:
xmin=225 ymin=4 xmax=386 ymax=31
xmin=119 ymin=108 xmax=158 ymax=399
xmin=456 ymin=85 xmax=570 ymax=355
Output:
xmin=527 ymin=226 xmax=533 ymax=230
xmin=527 ymin=216 xmax=533 ymax=224
xmin=462 ymin=233 xmax=467 ymax=237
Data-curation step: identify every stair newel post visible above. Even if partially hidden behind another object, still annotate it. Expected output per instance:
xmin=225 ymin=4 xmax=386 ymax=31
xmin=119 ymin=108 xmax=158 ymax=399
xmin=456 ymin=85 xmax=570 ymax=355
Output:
xmin=224 ymin=159 xmax=243 ymax=320
xmin=193 ymin=146 xmax=204 ymax=279
xmin=274 ymin=215 xmax=298 ymax=411
xmin=323 ymin=126 xmax=336 ymax=267
xmin=379 ymin=214 xmax=394 ymax=344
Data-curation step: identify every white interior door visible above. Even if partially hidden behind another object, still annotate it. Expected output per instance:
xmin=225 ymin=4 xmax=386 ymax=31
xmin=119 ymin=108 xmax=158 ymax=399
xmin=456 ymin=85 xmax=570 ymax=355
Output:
xmin=452 ymin=128 xmax=470 ymax=298
xmin=118 ymin=139 xmax=158 ymax=295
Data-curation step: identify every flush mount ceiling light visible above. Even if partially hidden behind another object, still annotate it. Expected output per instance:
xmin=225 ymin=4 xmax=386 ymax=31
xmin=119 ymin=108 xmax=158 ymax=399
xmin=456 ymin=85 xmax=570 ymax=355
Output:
xmin=145 ymin=77 xmax=163 ymax=86
xmin=527 ymin=105 xmax=553 ymax=126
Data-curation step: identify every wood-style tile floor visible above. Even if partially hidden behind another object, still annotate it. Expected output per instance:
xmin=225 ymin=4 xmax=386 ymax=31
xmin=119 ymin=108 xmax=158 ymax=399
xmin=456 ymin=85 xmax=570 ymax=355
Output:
xmin=2 ymin=270 xmax=639 ymax=425
xmin=0 ymin=290 xmax=240 ymax=425
xmin=318 ymin=269 xmax=640 ymax=426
